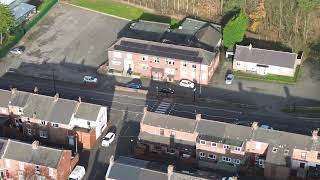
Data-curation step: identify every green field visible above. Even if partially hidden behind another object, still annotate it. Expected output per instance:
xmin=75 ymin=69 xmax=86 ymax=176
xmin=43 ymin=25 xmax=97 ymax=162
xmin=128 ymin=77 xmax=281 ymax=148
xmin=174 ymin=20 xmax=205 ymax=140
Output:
xmin=69 ymin=0 xmax=179 ymax=26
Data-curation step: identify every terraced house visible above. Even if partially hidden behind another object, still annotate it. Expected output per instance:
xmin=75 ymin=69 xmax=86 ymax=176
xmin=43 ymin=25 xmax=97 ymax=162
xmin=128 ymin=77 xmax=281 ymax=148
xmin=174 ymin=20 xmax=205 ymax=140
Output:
xmin=0 ymin=88 xmax=108 ymax=149
xmin=137 ymin=110 xmax=320 ymax=179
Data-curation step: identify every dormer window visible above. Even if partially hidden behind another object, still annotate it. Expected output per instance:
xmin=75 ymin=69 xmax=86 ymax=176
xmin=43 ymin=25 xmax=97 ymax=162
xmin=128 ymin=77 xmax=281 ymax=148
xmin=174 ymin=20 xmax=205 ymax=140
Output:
xmin=301 ymin=152 xmax=306 ymax=159
xmin=272 ymin=147 xmax=278 ymax=153
xmin=200 ymin=140 xmax=206 ymax=145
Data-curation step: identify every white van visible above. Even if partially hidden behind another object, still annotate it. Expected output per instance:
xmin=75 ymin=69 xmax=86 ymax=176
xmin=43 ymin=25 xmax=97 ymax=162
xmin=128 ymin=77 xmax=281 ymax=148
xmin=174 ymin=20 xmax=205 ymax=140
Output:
xmin=68 ymin=165 xmax=86 ymax=180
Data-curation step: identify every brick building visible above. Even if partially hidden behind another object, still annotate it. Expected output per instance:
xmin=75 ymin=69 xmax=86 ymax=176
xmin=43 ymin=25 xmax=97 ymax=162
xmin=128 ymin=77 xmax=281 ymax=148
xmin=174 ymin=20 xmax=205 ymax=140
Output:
xmin=0 ymin=88 xmax=108 ymax=149
xmin=0 ymin=139 xmax=78 ymax=180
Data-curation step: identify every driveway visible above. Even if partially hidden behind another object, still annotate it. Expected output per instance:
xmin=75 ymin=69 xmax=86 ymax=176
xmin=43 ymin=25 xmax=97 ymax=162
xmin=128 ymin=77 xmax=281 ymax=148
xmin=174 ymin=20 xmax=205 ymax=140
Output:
xmin=0 ymin=2 xmax=129 ymax=82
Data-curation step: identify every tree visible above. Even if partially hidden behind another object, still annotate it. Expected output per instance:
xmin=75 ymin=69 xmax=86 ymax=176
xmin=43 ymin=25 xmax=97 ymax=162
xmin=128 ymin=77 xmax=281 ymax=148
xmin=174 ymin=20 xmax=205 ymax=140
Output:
xmin=223 ymin=10 xmax=249 ymax=48
xmin=0 ymin=3 xmax=15 ymax=45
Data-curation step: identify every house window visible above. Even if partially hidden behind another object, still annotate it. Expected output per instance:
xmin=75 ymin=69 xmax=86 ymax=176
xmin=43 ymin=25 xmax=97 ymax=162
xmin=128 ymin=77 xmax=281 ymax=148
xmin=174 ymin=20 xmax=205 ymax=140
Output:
xmin=199 ymin=152 xmax=205 ymax=157
xmin=160 ymin=129 xmax=164 ymax=136
xmin=284 ymin=149 xmax=289 ymax=155
xmin=165 ymin=59 xmax=175 ymax=65
xmin=35 ymin=165 xmax=40 ymax=174
xmin=208 ymin=154 xmax=216 ymax=160
xmin=300 ymin=162 xmax=305 ymax=168
xmin=52 ymin=123 xmax=59 ymax=128
xmin=223 ymin=144 xmax=230 ymax=150
xmin=235 ymin=147 xmax=241 ymax=152
xmin=259 ymin=159 xmax=264 ymax=166
xmin=153 ymin=57 xmax=160 ymax=63
xmin=40 ymin=120 xmax=46 ymax=126
xmin=49 ymin=168 xmax=54 ymax=177
xmin=36 ymin=175 xmax=45 ymax=180
xmin=142 ymin=56 xmax=148 ymax=61
xmin=39 ymin=130 xmax=48 ymax=138
xmin=170 ymin=131 xmax=176 ymax=136
xmin=27 ymin=128 xmax=32 ymax=135
xmin=211 ymin=142 xmax=217 ymax=147
xmin=301 ymin=152 xmax=306 ymax=159
xmin=18 ymin=171 xmax=24 ymax=180
xmin=200 ymin=140 xmax=206 ymax=145
xmin=183 ymin=63 xmax=187 ymax=67
xmin=19 ymin=108 xmax=22 ymax=113
xmin=166 ymin=148 xmax=176 ymax=154
xmin=222 ymin=156 xmax=231 ymax=162
xmin=233 ymin=159 xmax=241 ymax=164
xmin=19 ymin=162 xmax=24 ymax=170
xmin=272 ymin=147 xmax=278 ymax=153
xmin=237 ymin=62 xmax=240 ymax=66
xmin=317 ymin=153 xmax=320 ymax=160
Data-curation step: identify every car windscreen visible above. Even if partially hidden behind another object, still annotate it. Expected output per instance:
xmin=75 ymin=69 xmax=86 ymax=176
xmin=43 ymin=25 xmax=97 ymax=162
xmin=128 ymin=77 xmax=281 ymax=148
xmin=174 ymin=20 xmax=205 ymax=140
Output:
xmin=69 ymin=178 xmax=77 ymax=180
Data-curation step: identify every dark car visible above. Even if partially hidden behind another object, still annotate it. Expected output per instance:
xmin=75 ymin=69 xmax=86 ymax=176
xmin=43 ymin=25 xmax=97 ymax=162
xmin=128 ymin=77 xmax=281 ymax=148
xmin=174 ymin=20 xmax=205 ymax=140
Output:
xmin=233 ymin=121 xmax=252 ymax=127
xmin=10 ymin=46 xmax=25 ymax=55
xmin=127 ymin=82 xmax=142 ymax=89
xmin=159 ymin=87 xmax=175 ymax=94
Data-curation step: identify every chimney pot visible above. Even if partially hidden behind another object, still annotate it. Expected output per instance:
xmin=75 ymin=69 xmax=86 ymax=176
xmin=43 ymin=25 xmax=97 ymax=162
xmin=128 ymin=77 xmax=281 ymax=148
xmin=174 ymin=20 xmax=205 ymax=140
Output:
xmin=249 ymin=43 xmax=252 ymax=50
xmin=78 ymin=97 xmax=81 ymax=103
xmin=54 ymin=93 xmax=59 ymax=101
xmin=312 ymin=129 xmax=319 ymax=140
xmin=167 ymin=165 xmax=174 ymax=178
xmin=32 ymin=140 xmax=39 ymax=149
xmin=11 ymin=88 xmax=17 ymax=94
xmin=251 ymin=122 xmax=258 ymax=130
xmin=34 ymin=87 xmax=38 ymax=94
xmin=196 ymin=114 xmax=201 ymax=121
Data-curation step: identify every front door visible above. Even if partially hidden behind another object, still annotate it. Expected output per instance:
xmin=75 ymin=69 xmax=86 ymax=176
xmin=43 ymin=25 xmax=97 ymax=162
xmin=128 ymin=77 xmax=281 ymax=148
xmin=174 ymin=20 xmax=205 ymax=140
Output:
xmin=124 ymin=59 xmax=134 ymax=73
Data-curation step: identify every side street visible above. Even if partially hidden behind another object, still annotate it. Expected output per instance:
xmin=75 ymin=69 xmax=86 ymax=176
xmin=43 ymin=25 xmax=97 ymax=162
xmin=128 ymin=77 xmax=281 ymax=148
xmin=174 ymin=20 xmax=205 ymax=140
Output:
xmin=0 ymin=0 xmax=319 ymax=180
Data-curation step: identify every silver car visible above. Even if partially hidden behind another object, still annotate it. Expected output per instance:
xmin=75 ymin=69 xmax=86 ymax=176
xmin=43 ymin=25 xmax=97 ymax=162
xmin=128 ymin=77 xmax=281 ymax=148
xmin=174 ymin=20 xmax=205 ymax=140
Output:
xmin=225 ymin=74 xmax=234 ymax=85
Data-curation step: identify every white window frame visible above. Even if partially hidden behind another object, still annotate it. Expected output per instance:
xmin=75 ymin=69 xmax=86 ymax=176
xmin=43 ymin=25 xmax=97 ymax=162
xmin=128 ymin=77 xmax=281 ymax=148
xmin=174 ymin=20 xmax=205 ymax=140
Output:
xmin=259 ymin=159 xmax=264 ymax=165
xmin=223 ymin=144 xmax=230 ymax=150
xmin=272 ymin=147 xmax=278 ymax=153
xmin=142 ymin=56 xmax=148 ymax=61
xmin=233 ymin=159 xmax=240 ymax=164
xmin=19 ymin=162 xmax=24 ymax=170
xmin=301 ymin=152 xmax=307 ymax=159
xmin=284 ymin=149 xmax=289 ymax=155
xmin=18 ymin=171 xmax=24 ymax=180
xmin=35 ymin=165 xmax=40 ymax=174
xmin=40 ymin=120 xmax=46 ymax=126
xmin=39 ymin=130 xmax=48 ymax=138
xmin=208 ymin=154 xmax=216 ymax=160
xmin=153 ymin=57 xmax=160 ymax=63
xmin=235 ymin=147 xmax=241 ymax=152
xmin=192 ymin=64 xmax=197 ymax=69
xmin=170 ymin=131 xmax=176 ymax=136
xmin=200 ymin=140 xmax=206 ymax=145
xmin=199 ymin=152 xmax=205 ymax=157
xmin=49 ymin=168 xmax=54 ymax=177
xmin=222 ymin=156 xmax=226 ymax=161
xmin=226 ymin=157 xmax=231 ymax=162
xmin=211 ymin=142 xmax=217 ymax=147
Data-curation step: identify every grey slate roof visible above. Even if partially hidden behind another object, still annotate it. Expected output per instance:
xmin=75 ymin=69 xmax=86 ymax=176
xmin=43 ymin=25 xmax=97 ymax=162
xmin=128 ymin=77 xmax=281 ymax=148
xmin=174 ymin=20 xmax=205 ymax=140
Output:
xmin=74 ymin=102 xmax=102 ymax=121
xmin=12 ymin=3 xmax=35 ymax=22
xmin=194 ymin=24 xmax=221 ymax=48
xmin=2 ymin=139 xmax=63 ymax=168
xmin=0 ymin=89 xmax=11 ymax=107
xmin=111 ymin=37 xmax=216 ymax=65
xmin=23 ymin=94 xmax=54 ymax=120
xmin=139 ymin=131 xmax=196 ymax=147
xmin=9 ymin=90 xmax=31 ymax=107
xmin=234 ymin=45 xmax=297 ymax=68
xmin=196 ymin=119 xmax=252 ymax=146
xmin=45 ymin=98 xmax=78 ymax=124
xmin=143 ymin=111 xmax=197 ymax=133
xmin=252 ymin=127 xmax=319 ymax=166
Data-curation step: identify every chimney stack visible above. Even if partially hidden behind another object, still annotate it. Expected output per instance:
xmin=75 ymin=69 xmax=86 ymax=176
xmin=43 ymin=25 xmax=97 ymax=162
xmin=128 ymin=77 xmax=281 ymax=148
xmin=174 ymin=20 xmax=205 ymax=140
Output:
xmin=11 ymin=88 xmax=17 ymax=94
xmin=249 ymin=43 xmax=252 ymax=50
xmin=143 ymin=107 xmax=148 ymax=114
xmin=54 ymin=93 xmax=59 ymax=102
xmin=33 ymin=87 xmax=38 ymax=94
xmin=251 ymin=122 xmax=258 ymax=130
xmin=312 ymin=129 xmax=319 ymax=141
xmin=78 ymin=97 xmax=82 ymax=103
xmin=196 ymin=114 xmax=201 ymax=121
xmin=167 ymin=165 xmax=174 ymax=180
xmin=32 ymin=140 xmax=39 ymax=150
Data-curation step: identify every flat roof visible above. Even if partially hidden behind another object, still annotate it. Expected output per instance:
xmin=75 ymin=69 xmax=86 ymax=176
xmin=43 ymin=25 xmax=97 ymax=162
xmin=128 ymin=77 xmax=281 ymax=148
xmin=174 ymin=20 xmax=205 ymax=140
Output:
xmin=12 ymin=3 xmax=35 ymax=21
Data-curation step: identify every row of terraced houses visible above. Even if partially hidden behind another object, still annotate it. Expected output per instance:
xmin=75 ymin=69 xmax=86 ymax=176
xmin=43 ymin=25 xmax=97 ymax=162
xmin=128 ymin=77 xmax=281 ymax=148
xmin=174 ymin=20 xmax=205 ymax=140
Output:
xmin=136 ymin=108 xmax=320 ymax=180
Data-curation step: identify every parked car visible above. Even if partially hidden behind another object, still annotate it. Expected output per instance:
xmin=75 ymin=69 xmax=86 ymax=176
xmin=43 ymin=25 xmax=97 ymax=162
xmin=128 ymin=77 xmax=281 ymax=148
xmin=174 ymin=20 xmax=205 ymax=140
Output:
xmin=68 ymin=165 xmax=85 ymax=180
xmin=83 ymin=75 xmax=98 ymax=84
xmin=159 ymin=87 xmax=175 ymax=94
xmin=130 ymin=22 xmax=137 ymax=29
xmin=233 ymin=121 xmax=252 ymax=127
xmin=179 ymin=79 xmax=195 ymax=88
xmin=101 ymin=132 xmax=116 ymax=147
xmin=127 ymin=82 xmax=142 ymax=89
xmin=9 ymin=46 xmax=25 ymax=55
xmin=260 ymin=124 xmax=273 ymax=130
xmin=225 ymin=73 xmax=234 ymax=85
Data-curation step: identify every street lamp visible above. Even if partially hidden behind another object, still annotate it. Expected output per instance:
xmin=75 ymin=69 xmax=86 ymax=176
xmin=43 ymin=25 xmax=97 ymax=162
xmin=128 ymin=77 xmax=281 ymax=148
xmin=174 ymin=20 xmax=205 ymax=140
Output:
xmin=130 ymin=138 xmax=134 ymax=154
xmin=156 ymin=86 xmax=159 ymax=97
xmin=193 ymin=88 xmax=196 ymax=103
xmin=52 ymin=70 xmax=56 ymax=94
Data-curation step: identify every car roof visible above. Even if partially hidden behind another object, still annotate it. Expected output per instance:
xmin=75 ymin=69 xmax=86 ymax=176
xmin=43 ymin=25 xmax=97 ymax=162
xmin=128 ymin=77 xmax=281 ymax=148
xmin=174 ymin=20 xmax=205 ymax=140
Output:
xmin=106 ymin=132 xmax=115 ymax=138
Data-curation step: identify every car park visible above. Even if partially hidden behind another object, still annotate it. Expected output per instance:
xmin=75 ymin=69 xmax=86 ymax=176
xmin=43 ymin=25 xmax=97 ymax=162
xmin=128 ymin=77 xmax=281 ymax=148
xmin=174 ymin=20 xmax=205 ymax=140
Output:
xmin=159 ymin=87 xmax=175 ymax=94
xmin=83 ymin=76 xmax=98 ymax=84
xmin=9 ymin=46 xmax=25 ymax=55
xmin=179 ymin=79 xmax=195 ymax=88
xmin=101 ymin=132 xmax=116 ymax=147
xmin=225 ymin=73 xmax=234 ymax=85
xmin=127 ymin=82 xmax=142 ymax=89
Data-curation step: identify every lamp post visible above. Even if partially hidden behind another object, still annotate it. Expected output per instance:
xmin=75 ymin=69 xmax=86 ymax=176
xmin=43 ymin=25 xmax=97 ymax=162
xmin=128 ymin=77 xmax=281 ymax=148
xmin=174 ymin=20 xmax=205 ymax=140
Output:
xmin=193 ymin=88 xmax=196 ymax=103
xmin=52 ymin=70 xmax=56 ymax=94
xmin=130 ymin=138 xmax=134 ymax=154
xmin=156 ymin=86 xmax=159 ymax=97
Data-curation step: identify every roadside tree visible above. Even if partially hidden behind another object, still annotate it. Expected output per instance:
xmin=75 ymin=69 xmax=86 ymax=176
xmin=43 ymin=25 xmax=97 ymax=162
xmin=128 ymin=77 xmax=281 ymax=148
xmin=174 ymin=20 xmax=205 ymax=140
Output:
xmin=0 ymin=4 xmax=15 ymax=45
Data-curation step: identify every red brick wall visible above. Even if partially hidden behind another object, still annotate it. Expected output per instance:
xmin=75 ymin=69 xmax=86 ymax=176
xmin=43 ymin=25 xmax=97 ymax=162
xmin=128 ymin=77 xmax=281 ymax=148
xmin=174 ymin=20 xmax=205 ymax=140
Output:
xmin=56 ymin=151 xmax=79 ymax=180
xmin=76 ymin=128 xmax=96 ymax=149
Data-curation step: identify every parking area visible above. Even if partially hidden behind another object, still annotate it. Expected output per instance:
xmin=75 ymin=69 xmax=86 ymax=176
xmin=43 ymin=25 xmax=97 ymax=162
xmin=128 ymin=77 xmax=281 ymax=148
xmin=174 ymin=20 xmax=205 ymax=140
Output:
xmin=0 ymin=3 xmax=129 ymax=81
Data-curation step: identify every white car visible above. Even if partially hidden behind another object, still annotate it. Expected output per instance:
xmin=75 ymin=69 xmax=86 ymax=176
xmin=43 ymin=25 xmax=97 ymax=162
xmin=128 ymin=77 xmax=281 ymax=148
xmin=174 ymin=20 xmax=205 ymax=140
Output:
xmin=179 ymin=79 xmax=195 ymax=88
xmin=130 ymin=22 xmax=137 ymax=29
xmin=9 ymin=46 xmax=25 ymax=55
xmin=83 ymin=76 xmax=98 ymax=83
xmin=225 ymin=74 xmax=234 ymax=85
xmin=261 ymin=125 xmax=273 ymax=130
xmin=101 ymin=132 xmax=115 ymax=147
xmin=68 ymin=165 xmax=85 ymax=180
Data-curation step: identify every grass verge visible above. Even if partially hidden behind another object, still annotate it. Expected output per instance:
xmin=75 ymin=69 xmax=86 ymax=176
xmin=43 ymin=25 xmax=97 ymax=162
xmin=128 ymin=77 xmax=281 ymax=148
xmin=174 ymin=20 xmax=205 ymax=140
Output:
xmin=68 ymin=0 xmax=179 ymax=26
xmin=282 ymin=106 xmax=320 ymax=113
xmin=234 ymin=65 xmax=301 ymax=84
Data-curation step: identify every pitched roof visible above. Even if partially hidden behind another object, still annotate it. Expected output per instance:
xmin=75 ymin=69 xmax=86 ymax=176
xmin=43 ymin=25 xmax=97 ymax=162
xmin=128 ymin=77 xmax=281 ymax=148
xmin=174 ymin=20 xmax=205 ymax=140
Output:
xmin=23 ymin=94 xmax=55 ymax=120
xmin=2 ymin=140 xmax=63 ymax=168
xmin=142 ymin=111 xmax=197 ymax=133
xmin=139 ymin=131 xmax=196 ymax=147
xmin=110 ymin=37 xmax=216 ymax=65
xmin=194 ymin=24 xmax=221 ymax=48
xmin=74 ymin=102 xmax=102 ymax=121
xmin=234 ymin=45 xmax=297 ymax=68
xmin=196 ymin=119 xmax=252 ymax=146
xmin=9 ymin=90 xmax=31 ymax=107
xmin=0 ymin=89 xmax=11 ymax=107
xmin=45 ymin=98 xmax=78 ymax=124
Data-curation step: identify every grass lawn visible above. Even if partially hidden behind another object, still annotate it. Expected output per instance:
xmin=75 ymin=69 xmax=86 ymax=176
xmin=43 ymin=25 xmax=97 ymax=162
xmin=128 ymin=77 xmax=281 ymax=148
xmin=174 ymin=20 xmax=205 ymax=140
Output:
xmin=282 ymin=106 xmax=320 ymax=113
xmin=234 ymin=65 xmax=301 ymax=84
xmin=69 ymin=0 xmax=179 ymax=26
